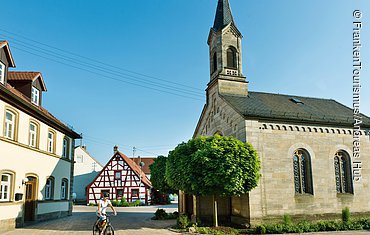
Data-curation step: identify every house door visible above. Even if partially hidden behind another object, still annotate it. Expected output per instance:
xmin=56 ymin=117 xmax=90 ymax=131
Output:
xmin=24 ymin=176 xmax=37 ymax=221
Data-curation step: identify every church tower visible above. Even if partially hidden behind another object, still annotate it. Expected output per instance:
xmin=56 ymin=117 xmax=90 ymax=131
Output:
xmin=207 ymin=0 xmax=248 ymax=96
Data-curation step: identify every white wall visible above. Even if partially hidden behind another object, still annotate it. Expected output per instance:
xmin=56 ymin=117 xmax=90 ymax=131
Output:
xmin=0 ymin=98 xmax=74 ymax=222
xmin=73 ymin=146 xmax=102 ymax=201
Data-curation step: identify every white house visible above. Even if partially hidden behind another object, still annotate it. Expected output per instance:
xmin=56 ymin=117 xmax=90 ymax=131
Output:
xmin=0 ymin=41 xmax=81 ymax=232
xmin=73 ymin=145 xmax=103 ymax=203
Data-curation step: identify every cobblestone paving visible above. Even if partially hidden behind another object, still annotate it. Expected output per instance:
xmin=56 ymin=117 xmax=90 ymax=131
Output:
xmin=4 ymin=204 xmax=180 ymax=235
xmin=3 ymin=203 xmax=370 ymax=235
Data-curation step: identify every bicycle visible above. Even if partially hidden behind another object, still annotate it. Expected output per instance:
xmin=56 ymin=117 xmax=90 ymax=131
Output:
xmin=93 ymin=213 xmax=115 ymax=235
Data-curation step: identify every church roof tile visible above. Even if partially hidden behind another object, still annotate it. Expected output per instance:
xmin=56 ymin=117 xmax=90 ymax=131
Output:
xmin=221 ymin=91 xmax=370 ymax=128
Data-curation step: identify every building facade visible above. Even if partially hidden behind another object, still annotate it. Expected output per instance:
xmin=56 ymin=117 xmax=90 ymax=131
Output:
xmin=179 ymin=0 xmax=370 ymax=225
xmin=0 ymin=41 xmax=81 ymax=232
xmin=73 ymin=145 xmax=103 ymax=203
xmin=86 ymin=146 xmax=152 ymax=205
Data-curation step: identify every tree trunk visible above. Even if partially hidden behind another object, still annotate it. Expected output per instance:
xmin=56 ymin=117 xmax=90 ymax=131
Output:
xmin=213 ymin=195 xmax=218 ymax=227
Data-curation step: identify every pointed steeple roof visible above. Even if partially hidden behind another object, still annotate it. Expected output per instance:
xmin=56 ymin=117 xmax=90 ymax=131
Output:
xmin=213 ymin=0 xmax=235 ymax=31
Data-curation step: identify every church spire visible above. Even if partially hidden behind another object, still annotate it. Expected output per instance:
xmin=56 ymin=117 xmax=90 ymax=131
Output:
xmin=207 ymin=0 xmax=248 ymax=97
xmin=213 ymin=0 xmax=235 ymax=31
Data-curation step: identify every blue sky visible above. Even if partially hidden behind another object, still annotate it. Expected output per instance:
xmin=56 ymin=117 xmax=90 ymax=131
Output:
xmin=2 ymin=0 xmax=369 ymax=164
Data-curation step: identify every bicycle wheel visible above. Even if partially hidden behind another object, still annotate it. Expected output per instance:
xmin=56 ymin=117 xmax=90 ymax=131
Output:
xmin=93 ymin=223 xmax=101 ymax=235
xmin=104 ymin=225 xmax=114 ymax=235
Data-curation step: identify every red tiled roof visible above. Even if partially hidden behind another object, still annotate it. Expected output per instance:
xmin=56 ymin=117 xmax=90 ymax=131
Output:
xmin=0 ymin=41 xmax=16 ymax=67
xmin=118 ymin=151 xmax=152 ymax=187
xmin=8 ymin=71 xmax=47 ymax=91
xmin=2 ymin=83 xmax=80 ymax=138
xmin=130 ymin=158 xmax=155 ymax=175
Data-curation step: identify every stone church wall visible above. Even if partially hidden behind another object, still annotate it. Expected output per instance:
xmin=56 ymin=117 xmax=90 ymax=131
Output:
xmin=246 ymin=121 xmax=370 ymax=223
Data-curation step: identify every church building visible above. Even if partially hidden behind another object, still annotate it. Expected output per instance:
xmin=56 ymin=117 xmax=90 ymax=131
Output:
xmin=179 ymin=0 xmax=370 ymax=225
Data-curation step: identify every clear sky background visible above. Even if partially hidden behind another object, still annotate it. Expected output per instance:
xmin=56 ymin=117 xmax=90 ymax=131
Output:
xmin=2 ymin=0 xmax=369 ymax=165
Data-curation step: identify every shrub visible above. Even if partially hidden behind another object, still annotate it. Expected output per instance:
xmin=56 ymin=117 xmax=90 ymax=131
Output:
xmin=177 ymin=214 xmax=190 ymax=229
xmin=128 ymin=200 xmax=141 ymax=207
xmin=194 ymin=226 xmax=238 ymax=235
xmin=255 ymin=225 xmax=266 ymax=234
xmin=342 ymin=207 xmax=350 ymax=223
xmin=111 ymin=199 xmax=121 ymax=207
xmin=154 ymin=209 xmax=168 ymax=220
xmin=283 ymin=214 xmax=292 ymax=225
xmin=252 ymin=217 xmax=370 ymax=234
xmin=358 ymin=217 xmax=370 ymax=229
xmin=120 ymin=197 xmax=129 ymax=207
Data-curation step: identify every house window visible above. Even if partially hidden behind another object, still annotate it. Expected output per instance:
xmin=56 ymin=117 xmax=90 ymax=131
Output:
xmin=31 ymin=87 xmax=40 ymax=105
xmin=117 ymin=189 xmax=123 ymax=199
xmin=62 ymin=137 xmax=70 ymax=158
xmin=114 ymin=171 xmax=121 ymax=180
xmin=29 ymin=122 xmax=38 ymax=148
xmin=45 ymin=177 xmax=54 ymax=200
xmin=0 ymin=61 xmax=5 ymax=84
xmin=334 ymin=151 xmax=353 ymax=194
xmin=0 ymin=173 xmax=12 ymax=201
xmin=226 ymin=47 xmax=237 ymax=69
xmin=293 ymin=149 xmax=313 ymax=194
xmin=61 ymin=179 xmax=68 ymax=200
xmin=4 ymin=110 xmax=16 ymax=140
xmin=131 ymin=189 xmax=139 ymax=197
xmin=47 ymin=131 xmax=55 ymax=153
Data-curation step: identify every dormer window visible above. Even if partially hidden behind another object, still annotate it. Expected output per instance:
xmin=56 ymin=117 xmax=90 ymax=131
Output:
xmin=0 ymin=61 xmax=5 ymax=84
xmin=31 ymin=87 xmax=40 ymax=105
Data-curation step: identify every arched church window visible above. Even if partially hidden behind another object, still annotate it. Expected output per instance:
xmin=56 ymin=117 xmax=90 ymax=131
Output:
xmin=212 ymin=52 xmax=217 ymax=73
xmin=227 ymin=47 xmax=237 ymax=69
xmin=293 ymin=149 xmax=313 ymax=195
xmin=334 ymin=151 xmax=353 ymax=194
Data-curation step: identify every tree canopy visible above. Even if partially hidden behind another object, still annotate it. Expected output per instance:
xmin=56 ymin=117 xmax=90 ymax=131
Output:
xmin=149 ymin=156 xmax=176 ymax=194
xmin=165 ymin=135 xmax=260 ymax=196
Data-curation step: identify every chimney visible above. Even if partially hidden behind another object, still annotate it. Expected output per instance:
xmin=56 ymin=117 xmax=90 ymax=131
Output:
xmin=113 ymin=145 xmax=118 ymax=153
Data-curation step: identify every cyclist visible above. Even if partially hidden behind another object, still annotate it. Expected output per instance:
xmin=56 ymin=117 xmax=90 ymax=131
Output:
xmin=95 ymin=192 xmax=117 ymax=233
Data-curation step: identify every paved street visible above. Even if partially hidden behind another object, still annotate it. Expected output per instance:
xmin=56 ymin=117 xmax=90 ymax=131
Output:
xmin=4 ymin=203 xmax=180 ymax=235
xmin=3 ymin=203 xmax=369 ymax=235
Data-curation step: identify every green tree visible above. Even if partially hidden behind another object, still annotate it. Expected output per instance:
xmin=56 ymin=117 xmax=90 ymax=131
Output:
xmin=149 ymin=156 xmax=176 ymax=194
xmin=166 ymin=135 xmax=260 ymax=226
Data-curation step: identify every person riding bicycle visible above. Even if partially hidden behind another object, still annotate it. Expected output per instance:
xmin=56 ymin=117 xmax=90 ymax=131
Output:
xmin=95 ymin=192 xmax=117 ymax=232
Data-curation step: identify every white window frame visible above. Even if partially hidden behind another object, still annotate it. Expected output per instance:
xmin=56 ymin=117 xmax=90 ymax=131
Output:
xmin=47 ymin=131 xmax=54 ymax=153
xmin=4 ymin=110 xmax=15 ymax=140
xmin=62 ymin=138 xmax=69 ymax=158
xmin=0 ymin=61 xmax=5 ymax=84
xmin=61 ymin=179 xmax=67 ymax=200
xmin=0 ymin=174 xmax=11 ymax=201
xmin=45 ymin=178 xmax=53 ymax=200
xmin=31 ymin=87 xmax=40 ymax=105
xmin=29 ymin=122 xmax=37 ymax=148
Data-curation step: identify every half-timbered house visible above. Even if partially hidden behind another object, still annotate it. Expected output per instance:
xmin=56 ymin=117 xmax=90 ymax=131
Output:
xmin=86 ymin=146 xmax=152 ymax=205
